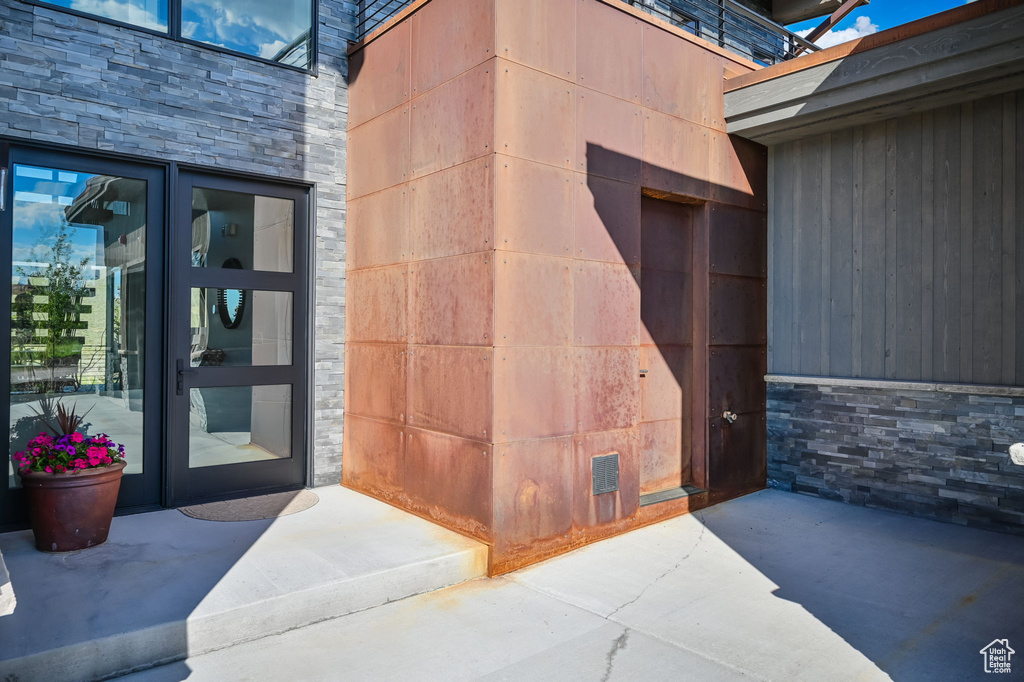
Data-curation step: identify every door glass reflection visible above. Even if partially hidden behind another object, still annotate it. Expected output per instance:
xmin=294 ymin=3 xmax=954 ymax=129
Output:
xmin=191 ymin=188 xmax=293 ymax=273
xmin=9 ymin=165 xmax=147 ymax=487
xmin=190 ymin=289 xmax=292 ymax=367
xmin=188 ymin=385 xmax=291 ymax=468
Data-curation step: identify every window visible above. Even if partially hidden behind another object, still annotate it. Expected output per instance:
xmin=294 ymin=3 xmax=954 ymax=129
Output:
xmin=29 ymin=0 xmax=315 ymax=71
xmin=181 ymin=0 xmax=314 ymax=69
xmin=37 ymin=0 xmax=169 ymax=32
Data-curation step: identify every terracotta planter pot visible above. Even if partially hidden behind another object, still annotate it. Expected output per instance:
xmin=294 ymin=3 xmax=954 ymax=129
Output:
xmin=19 ymin=461 xmax=126 ymax=552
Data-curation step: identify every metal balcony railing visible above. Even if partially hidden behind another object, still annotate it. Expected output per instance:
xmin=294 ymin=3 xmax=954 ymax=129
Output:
xmin=354 ymin=0 xmax=818 ymax=66
xmin=628 ymin=0 xmax=818 ymax=65
xmin=355 ymin=0 xmax=411 ymax=41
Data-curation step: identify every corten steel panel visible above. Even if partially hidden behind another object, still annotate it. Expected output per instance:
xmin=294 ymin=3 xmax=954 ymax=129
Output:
xmin=576 ymin=0 xmax=642 ymax=104
xmin=345 ymin=343 xmax=408 ymax=424
xmin=347 ymin=183 xmax=409 ymax=271
xmin=708 ymin=346 xmax=766 ymax=417
xmin=493 ymin=347 xmax=574 ymax=443
xmin=640 ymin=195 xmax=693 ymax=273
xmin=709 ymin=203 xmax=767 ymax=278
xmin=710 ymin=132 xmax=767 ymax=211
xmin=411 ymin=62 xmax=494 ymax=178
xmin=575 ymin=174 xmax=641 ymax=266
xmin=573 ymin=261 xmax=640 ymax=347
xmin=492 ymin=436 xmax=574 ymax=555
xmin=708 ymin=412 xmax=766 ymax=496
xmin=642 ymin=110 xmax=710 ymax=201
xmin=706 ymin=56 xmax=728 ymax=131
xmin=639 ymin=419 xmax=688 ymax=494
xmin=346 ymin=265 xmax=407 ymax=343
xmin=575 ymin=87 xmax=642 ymax=183
xmin=642 ymin=24 xmax=714 ymax=128
xmin=574 ymin=347 xmax=640 ymax=433
xmin=709 ymin=275 xmax=767 ymax=346
xmin=495 ymin=0 xmax=575 ymax=80
xmin=410 ymin=253 xmax=493 ymax=346
xmin=572 ymin=427 xmax=640 ymax=529
xmin=640 ymin=269 xmax=692 ymax=347
xmin=404 ymin=427 xmax=493 ymax=541
xmin=496 ymin=62 xmax=575 ymax=169
xmin=342 ymin=414 xmax=405 ymax=500
xmin=494 ymin=252 xmax=573 ymax=347
xmin=411 ymin=0 xmax=495 ymax=95
xmin=408 ymin=345 xmax=493 ymax=440
xmin=495 ymin=158 xmax=574 ymax=258
xmin=348 ymin=105 xmax=410 ymax=200
xmin=639 ymin=345 xmax=690 ymax=424
xmin=410 ymin=157 xmax=494 ymax=261
xmin=349 ymin=19 xmax=410 ymax=129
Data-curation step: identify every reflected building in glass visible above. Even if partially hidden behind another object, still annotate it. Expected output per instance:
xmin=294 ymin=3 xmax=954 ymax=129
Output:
xmin=9 ymin=166 xmax=149 ymax=484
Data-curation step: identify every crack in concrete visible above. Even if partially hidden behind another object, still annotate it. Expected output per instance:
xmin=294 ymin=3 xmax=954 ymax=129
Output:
xmin=605 ymin=513 xmax=707 ymax=620
xmin=600 ymin=629 xmax=630 ymax=682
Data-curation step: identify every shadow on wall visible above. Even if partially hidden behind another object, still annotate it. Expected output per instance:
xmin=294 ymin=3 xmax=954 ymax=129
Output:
xmin=583 ymin=142 xmax=768 ymax=500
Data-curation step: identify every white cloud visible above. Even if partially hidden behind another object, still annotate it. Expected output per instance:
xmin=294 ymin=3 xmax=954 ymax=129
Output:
xmin=258 ymin=39 xmax=288 ymax=59
xmin=70 ymin=0 xmax=167 ymax=31
xmin=798 ymin=15 xmax=879 ymax=49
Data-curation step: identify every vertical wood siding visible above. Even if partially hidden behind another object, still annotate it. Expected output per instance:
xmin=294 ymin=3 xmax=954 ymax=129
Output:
xmin=769 ymin=91 xmax=1024 ymax=385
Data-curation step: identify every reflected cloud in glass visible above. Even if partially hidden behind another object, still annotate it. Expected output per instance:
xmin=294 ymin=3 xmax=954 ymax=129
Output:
xmin=42 ymin=0 xmax=168 ymax=32
xmin=180 ymin=0 xmax=313 ymax=67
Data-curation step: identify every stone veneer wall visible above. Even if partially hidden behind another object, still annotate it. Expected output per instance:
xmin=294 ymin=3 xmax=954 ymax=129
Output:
xmin=768 ymin=378 xmax=1024 ymax=534
xmin=0 ymin=0 xmax=356 ymax=485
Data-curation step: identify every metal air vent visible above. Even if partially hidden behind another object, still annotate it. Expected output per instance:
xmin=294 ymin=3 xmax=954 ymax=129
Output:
xmin=592 ymin=454 xmax=620 ymax=495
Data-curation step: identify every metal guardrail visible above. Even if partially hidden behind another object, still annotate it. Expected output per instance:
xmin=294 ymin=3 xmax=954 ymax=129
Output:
xmin=629 ymin=0 xmax=819 ymax=65
xmin=353 ymin=0 xmax=818 ymax=66
xmin=355 ymin=0 xmax=410 ymax=41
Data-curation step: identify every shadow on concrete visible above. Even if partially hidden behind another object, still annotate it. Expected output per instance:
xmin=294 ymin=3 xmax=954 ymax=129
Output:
xmin=0 ymin=502 xmax=277 ymax=681
xmin=699 ymin=491 xmax=1024 ymax=681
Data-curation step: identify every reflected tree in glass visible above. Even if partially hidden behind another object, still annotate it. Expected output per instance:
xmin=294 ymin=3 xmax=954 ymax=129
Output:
xmin=14 ymin=218 xmax=93 ymax=395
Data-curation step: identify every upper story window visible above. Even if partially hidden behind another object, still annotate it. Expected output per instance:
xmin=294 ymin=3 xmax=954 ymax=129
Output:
xmin=180 ymin=0 xmax=314 ymax=68
xmin=30 ymin=0 xmax=315 ymax=71
xmin=41 ymin=0 xmax=169 ymax=32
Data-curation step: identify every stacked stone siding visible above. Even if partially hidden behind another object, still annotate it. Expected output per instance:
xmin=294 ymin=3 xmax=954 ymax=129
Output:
xmin=768 ymin=380 xmax=1024 ymax=535
xmin=0 ymin=1 xmax=357 ymax=485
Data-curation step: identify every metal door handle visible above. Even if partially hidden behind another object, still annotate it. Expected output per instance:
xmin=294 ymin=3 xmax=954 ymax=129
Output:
xmin=723 ymin=410 xmax=738 ymax=424
xmin=176 ymin=360 xmax=198 ymax=395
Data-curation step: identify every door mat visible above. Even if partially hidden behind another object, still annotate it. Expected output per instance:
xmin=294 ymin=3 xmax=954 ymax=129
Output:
xmin=179 ymin=489 xmax=319 ymax=522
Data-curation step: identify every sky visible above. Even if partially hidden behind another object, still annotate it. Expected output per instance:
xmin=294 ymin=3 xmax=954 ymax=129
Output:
xmin=788 ymin=0 xmax=974 ymax=49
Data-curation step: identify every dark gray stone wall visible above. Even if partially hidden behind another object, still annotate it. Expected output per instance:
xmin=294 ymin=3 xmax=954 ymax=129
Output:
xmin=0 ymin=1 xmax=356 ymax=486
xmin=770 ymin=378 xmax=1024 ymax=532
xmin=768 ymin=380 xmax=1024 ymax=534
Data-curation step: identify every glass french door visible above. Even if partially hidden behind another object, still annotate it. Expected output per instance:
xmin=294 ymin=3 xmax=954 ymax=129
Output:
xmin=168 ymin=172 xmax=307 ymax=504
xmin=1 ymin=147 xmax=164 ymax=525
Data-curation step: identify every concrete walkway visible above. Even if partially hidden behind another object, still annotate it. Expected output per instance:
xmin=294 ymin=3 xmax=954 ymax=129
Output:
xmin=0 ymin=486 xmax=487 ymax=682
xmin=123 ymin=490 xmax=1024 ymax=682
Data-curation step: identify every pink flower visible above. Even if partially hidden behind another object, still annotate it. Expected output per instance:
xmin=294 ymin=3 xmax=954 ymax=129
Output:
xmin=71 ymin=432 xmax=84 ymax=443
xmin=45 ymin=466 xmax=52 ymax=473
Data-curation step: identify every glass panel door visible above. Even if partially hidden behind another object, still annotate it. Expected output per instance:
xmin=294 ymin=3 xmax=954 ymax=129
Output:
xmin=1 ymin=148 xmax=164 ymax=525
xmin=168 ymin=172 xmax=307 ymax=504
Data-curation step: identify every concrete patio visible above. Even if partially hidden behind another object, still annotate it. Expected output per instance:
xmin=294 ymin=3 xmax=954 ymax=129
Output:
xmin=123 ymin=489 xmax=1024 ymax=682
xmin=0 ymin=486 xmax=487 ymax=682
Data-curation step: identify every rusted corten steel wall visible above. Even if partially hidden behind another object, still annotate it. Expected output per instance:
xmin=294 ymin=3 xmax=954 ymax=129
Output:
xmin=344 ymin=0 xmax=769 ymax=574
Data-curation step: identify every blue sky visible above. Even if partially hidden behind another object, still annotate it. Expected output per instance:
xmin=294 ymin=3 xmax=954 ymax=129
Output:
xmin=788 ymin=1 xmax=973 ymax=48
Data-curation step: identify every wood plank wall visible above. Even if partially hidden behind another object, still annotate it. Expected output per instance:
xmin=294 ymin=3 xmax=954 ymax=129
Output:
xmin=769 ymin=90 xmax=1024 ymax=385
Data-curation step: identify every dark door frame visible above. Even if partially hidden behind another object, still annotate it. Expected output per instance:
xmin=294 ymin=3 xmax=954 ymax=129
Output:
xmin=167 ymin=170 xmax=310 ymax=506
xmin=0 ymin=145 xmax=166 ymax=526
xmin=0 ymin=140 xmax=316 ymax=527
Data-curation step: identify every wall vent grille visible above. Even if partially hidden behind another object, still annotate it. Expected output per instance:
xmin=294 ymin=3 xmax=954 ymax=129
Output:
xmin=592 ymin=454 xmax=620 ymax=495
